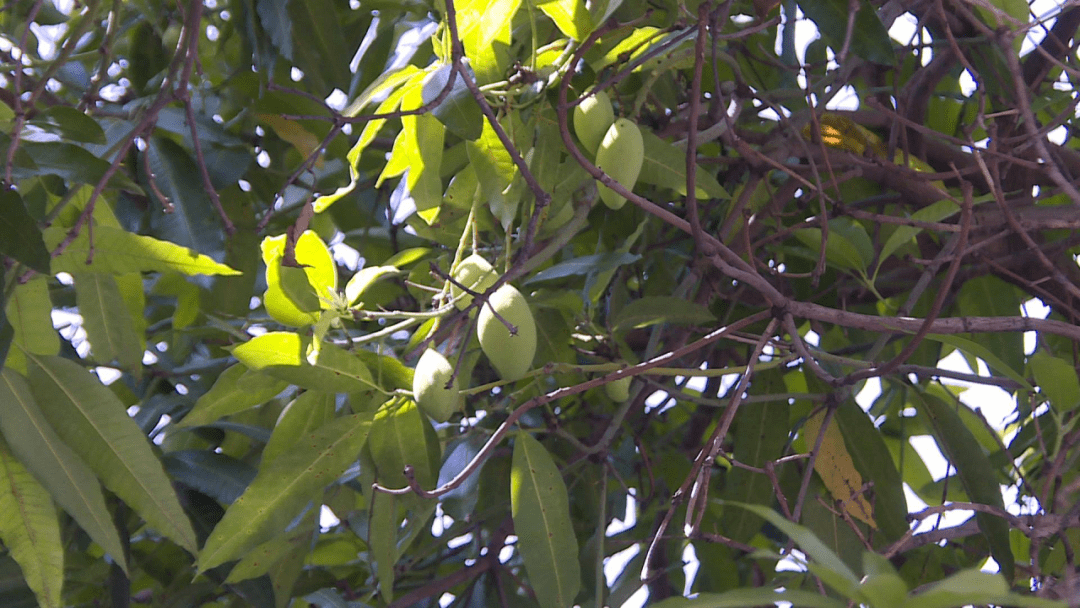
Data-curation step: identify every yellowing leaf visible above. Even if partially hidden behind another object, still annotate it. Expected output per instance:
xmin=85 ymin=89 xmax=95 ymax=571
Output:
xmin=260 ymin=231 xmax=337 ymax=328
xmin=230 ymin=332 xmax=376 ymax=394
xmin=258 ymin=114 xmax=323 ymax=168
xmin=802 ymin=410 xmax=877 ymax=529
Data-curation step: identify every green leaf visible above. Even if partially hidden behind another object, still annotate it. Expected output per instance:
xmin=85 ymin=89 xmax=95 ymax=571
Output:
xmin=638 ymin=130 xmax=729 ymax=199
xmin=833 ymin=400 xmax=909 ymax=541
xmin=3 ymin=276 xmax=58 ymax=374
xmin=143 ymin=138 xmax=226 ymax=262
xmin=1030 ymin=352 xmax=1080 ymax=412
xmin=909 ymin=569 xmax=1066 ymax=608
xmin=612 ymin=296 xmax=715 ymax=332
xmin=74 ymin=273 xmax=143 ymax=369
xmin=346 ymin=265 xmax=400 ymax=306
xmin=178 ymin=363 xmax=289 ymax=428
xmin=798 ymin=0 xmax=894 ymax=64
xmin=28 ymin=106 xmax=106 ymax=144
xmin=536 ymin=0 xmax=593 ymax=41
xmin=261 ymin=391 xmax=337 ymax=466
xmin=457 ymin=0 xmax=522 ymax=84
xmin=49 ymin=225 xmax=240 ymax=276
xmin=876 ymin=199 xmax=958 ymax=274
xmin=0 ymin=368 xmax=127 ymax=574
xmin=369 ymin=491 xmax=397 ymax=602
xmin=162 ymin=450 xmax=256 ymax=506
xmin=197 ymin=413 xmax=373 ymax=572
xmin=230 ymin=332 xmax=376 ymax=394
xmin=722 ymin=387 xmax=789 ymax=543
xmin=527 ymin=252 xmax=641 ymax=283
xmin=651 ymin=588 xmax=848 ymax=608
xmin=0 ymin=190 xmax=50 ymax=274
xmin=424 ymin=63 xmax=483 ymax=141
xmin=719 ymin=501 xmax=859 ymax=595
xmin=924 ymin=334 xmax=1032 ymax=392
xmin=368 ymin=399 xmax=436 ymax=488
xmin=793 ymin=224 xmax=868 ymax=274
xmin=913 ymin=389 xmax=1013 ymax=579
xmin=15 ymin=142 xmax=141 ymax=192
xmin=511 ymin=433 xmax=581 ymax=608
xmin=26 ymin=354 xmax=198 ymax=554
xmin=288 ymin=0 xmax=351 ymax=93
xmin=0 ymin=435 xmax=63 ymax=608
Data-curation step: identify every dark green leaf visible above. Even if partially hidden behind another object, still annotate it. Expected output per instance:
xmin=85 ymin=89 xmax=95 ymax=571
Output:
xmin=798 ymin=0 xmax=894 ymax=64
xmin=612 ymin=296 xmax=715 ymax=332
xmin=0 ymin=189 xmax=50 ymax=274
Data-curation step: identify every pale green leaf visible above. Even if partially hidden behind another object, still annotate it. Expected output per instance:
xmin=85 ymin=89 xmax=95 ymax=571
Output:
xmin=369 ymin=491 xmax=398 ymax=602
xmin=230 ymin=332 xmax=377 ymax=394
xmin=612 ymin=296 xmax=715 ymax=332
xmin=638 ymin=130 xmax=729 ymax=199
xmin=197 ymin=413 xmax=373 ymax=572
xmin=651 ymin=588 xmax=848 ymax=608
xmin=368 ymin=399 xmax=436 ymax=489
xmin=262 ymin=391 xmax=336 ymax=466
xmin=178 ymin=363 xmax=289 ymax=428
xmin=345 ymin=265 xmax=401 ymax=306
xmin=74 ymin=273 xmax=143 ymax=369
xmin=876 ymin=199 xmax=958 ymax=274
xmin=0 ymin=368 xmax=127 ymax=574
xmin=536 ymin=0 xmax=593 ymax=41
xmin=0 ymin=436 xmax=63 ymax=608
xmin=1030 ymin=352 xmax=1080 ymax=412
xmin=26 ymin=354 xmax=198 ymax=554
xmin=49 ymin=225 xmax=240 ymax=276
xmin=511 ymin=433 xmax=580 ymax=608
xmin=3 ymin=276 xmax=58 ymax=374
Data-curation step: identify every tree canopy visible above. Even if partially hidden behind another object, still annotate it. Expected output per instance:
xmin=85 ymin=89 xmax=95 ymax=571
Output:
xmin=2 ymin=0 xmax=1080 ymax=607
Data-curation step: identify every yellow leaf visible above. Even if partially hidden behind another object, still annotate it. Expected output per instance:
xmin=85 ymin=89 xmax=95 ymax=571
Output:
xmin=803 ymin=410 xmax=877 ymax=529
xmin=258 ymin=114 xmax=323 ymax=168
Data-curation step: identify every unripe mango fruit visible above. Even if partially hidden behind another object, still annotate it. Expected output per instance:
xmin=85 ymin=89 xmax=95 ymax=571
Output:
xmin=477 ymin=284 xmax=536 ymax=381
xmin=450 ymin=254 xmax=499 ymax=310
xmin=573 ymin=89 xmax=614 ymax=154
xmin=413 ymin=348 xmax=461 ymax=422
xmin=595 ymin=118 xmax=644 ymax=210
xmin=604 ymin=376 xmax=632 ymax=402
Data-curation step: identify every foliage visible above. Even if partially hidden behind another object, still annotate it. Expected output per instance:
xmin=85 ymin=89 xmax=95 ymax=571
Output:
xmin=2 ymin=0 xmax=1080 ymax=607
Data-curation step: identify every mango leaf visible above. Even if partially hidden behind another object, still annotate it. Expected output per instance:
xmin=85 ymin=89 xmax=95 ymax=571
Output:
xmin=612 ymin=296 xmax=715 ymax=332
xmin=316 ymin=66 xmax=423 ymax=213
xmin=3 ymin=277 xmax=58 ymax=374
xmin=802 ymin=409 xmax=877 ymax=528
xmin=368 ymin=399 xmax=436 ymax=489
xmin=798 ymin=0 xmax=894 ymax=64
xmin=0 ymin=189 xmax=50 ymax=274
xmin=913 ymin=388 xmax=1013 ymax=579
xmin=26 ymin=355 xmax=197 ymax=553
xmin=261 ymin=391 xmax=337 ymax=466
xmin=536 ymin=0 xmax=593 ymax=41
xmin=457 ymin=0 xmax=521 ymax=84
xmin=345 ymin=265 xmax=401 ymax=306
xmin=651 ymin=588 xmax=847 ymax=608
xmin=230 ymin=332 xmax=376 ymax=394
xmin=28 ymin=105 xmax=106 ymax=144
xmin=721 ymin=383 xmax=789 ymax=543
xmin=423 ymin=63 xmax=482 ymax=141
xmin=924 ymin=334 xmax=1032 ymax=392
xmin=1030 ymin=352 xmax=1080 ymax=412
xmin=833 ymin=401 xmax=909 ymax=541
xmin=638 ymin=130 xmax=729 ymax=199
xmin=49 ymin=226 xmax=240 ymax=276
xmin=0 ymin=435 xmax=63 ymax=608
xmin=876 ymin=199 xmax=958 ymax=274
xmin=793 ymin=227 xmax=866 ymax=274
xmin=178 ymin=364 xmax=289 ymax=428
xmin=161 ymin=450 xmax=256 ymax=505
xmin=908 ymin=569 xmax=1066 ymax=608
xmin=726 ymin=502 xmax=860 ymax=596
xmin=143 ymin=138 xmax=226 ymax=262
xmin=0 ymin=369 xmax=127 ymax=574
xmin=260 ymin=230 xmax=337 ymax=328
xmin=511 ymin=433 xmax=581 ymax=608
xmin=74 ymin=273 xmax=143 ymax=369
xmin=287 ymin=0 xmax=351 ymax=93
xmin=369 ymin=490 xmax=398 ymax=602
xmin=15 ymin=142 xmax=141 ymax=192
xmin=197 ymin=413 xmax=373 ymax=572
xmin=527 ymin=252 xmax=641 ymax=284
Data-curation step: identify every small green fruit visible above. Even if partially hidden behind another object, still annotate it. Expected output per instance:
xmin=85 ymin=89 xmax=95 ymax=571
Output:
xmin=413 ymin=348 xmax=461 ymax=422
xmin=573 ymin=89 xmax=615 ymax=154
xmin=450 ymin=254 xmax=499 ymax=310
xmin=477 ymin=284 xmax=536 ymax=381
xmin=595 ymin=118 xmax=644 ymax=210
xmin=604 ymin=376 xmax=632 ymax=402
